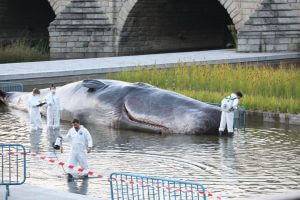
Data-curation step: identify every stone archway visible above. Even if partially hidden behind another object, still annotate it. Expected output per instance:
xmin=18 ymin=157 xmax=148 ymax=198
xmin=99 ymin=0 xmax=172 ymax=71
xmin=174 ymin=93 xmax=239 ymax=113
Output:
xmin=0 ymin=0 xmax=55 ymax=45
xmin=115 ymin=0 xmax=240 ymax=55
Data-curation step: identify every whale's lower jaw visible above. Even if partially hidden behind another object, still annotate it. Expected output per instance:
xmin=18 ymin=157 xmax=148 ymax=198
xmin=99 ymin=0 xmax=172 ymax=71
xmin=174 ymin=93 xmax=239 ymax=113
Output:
xmin=119 ymin=104 xmax=169 ymax=134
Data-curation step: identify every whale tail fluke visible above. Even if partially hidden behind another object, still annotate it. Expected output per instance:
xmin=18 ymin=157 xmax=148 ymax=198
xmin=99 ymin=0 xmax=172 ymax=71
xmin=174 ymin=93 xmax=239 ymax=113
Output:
xmin=0 ymin=90 xmax=7 ymax=105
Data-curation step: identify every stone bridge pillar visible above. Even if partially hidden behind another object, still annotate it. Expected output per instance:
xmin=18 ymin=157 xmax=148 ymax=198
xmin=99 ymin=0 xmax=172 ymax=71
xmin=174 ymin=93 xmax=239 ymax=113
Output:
xmin=237 ymin=0 xmax=300 ymax=52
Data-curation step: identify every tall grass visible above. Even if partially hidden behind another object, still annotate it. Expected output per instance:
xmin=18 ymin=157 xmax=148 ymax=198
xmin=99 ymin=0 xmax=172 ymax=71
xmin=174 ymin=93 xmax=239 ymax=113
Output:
xmin=0 ymin=38 xmax=49 ymax=63
xmin=107 ymin=63 xmax=300 ymax=114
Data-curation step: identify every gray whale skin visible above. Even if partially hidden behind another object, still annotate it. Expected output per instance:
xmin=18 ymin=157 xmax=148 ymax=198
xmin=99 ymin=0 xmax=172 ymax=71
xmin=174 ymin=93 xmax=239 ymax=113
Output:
xmin=0 ymin=79 xmax=222 ymax=134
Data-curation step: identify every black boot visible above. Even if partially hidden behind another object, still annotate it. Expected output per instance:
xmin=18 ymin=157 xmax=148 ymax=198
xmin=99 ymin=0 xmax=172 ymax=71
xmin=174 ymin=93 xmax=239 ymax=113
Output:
xmin=228 ymin=132 xmax=234 ymax=136
xmin=67 ymin=173 xmax=73 ymax=182
xmin=219 ymin=131 xmax=224 ymax=136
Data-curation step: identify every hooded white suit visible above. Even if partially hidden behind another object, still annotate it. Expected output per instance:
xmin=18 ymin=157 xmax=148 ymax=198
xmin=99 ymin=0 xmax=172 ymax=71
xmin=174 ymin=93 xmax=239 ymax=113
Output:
xmin=219 ymin=93 xmax=239 ymax=133
xmin=63 ymin=125 xmax=93 ymax=175
xmin=45 ymin=92 xmax=61 ymax=129
xmin=28 ymin=95 xmax=43 ymax=130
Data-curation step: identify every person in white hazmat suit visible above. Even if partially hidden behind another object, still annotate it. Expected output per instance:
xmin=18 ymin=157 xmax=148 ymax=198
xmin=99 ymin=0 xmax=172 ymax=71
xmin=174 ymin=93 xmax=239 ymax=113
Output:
xmin=28 ymin=88 xmax=46 ymax=130
xmin=45 ymin=84 xmax=61 ymax=129
xmin=62 ymin=119 xmax=93 ymax=179
xmin=219 ymin=91 xmax=243 ymax=136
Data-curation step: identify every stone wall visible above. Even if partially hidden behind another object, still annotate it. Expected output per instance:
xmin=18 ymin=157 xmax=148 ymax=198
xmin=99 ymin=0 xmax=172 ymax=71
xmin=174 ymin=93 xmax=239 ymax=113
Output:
xmin=238 ymin=0 xmax=300 ymax=52
xmin=48 ymin=0 xmax=115 ymax=59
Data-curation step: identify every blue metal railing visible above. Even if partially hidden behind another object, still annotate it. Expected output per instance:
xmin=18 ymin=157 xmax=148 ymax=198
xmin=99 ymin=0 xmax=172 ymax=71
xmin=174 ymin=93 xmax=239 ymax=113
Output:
xmin=0 ymin=144 xmax=26 ymax=200
xmin=206 ymin=102 xmax=246 ymax=131
xmin=110 ymin=173 xmax=207 ymax=200
xmin=233 ymin=106 xmax=246 ymax=131
xmin=0 ymin=82 xmax=24 ymax=92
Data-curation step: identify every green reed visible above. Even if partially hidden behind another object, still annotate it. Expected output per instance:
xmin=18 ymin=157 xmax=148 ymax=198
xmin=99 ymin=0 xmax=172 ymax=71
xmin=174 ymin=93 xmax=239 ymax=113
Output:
xmin=107 ymin=63 xmax=300 ymax=114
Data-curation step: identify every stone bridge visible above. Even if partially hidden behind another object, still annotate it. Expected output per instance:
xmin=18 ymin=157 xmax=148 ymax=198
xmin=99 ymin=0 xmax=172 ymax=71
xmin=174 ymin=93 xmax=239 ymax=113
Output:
xmin=0 ymin=0 xmax=299 ymax=59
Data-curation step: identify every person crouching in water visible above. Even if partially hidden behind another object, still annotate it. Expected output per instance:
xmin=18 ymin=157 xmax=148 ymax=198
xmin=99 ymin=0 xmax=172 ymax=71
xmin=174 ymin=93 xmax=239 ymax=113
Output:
xmin=45 ymin=84 xmax=61 ymax=129
xmin=28 ymin=88 xmax=46 ymax=130
xmin=219 ymin=91 xmax=243 ymax=136
xmin=63 ymin=119 xmax=93 ymax=180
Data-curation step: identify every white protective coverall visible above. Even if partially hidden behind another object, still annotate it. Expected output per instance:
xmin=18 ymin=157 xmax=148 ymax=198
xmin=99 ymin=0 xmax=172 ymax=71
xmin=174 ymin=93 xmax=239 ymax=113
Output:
xmin=45 ymin=93 xmax=61 ymax=129
xmin=219 ymin=93 xmax=239 ymax=133
xmin=63 ymin=125 xmax=93 ymax=175
xmin=28 ymin=95 xmax=43 ymax=130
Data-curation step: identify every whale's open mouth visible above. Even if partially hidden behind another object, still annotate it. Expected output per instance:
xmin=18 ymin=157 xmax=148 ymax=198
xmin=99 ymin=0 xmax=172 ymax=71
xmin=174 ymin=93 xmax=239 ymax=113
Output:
xmin=123 ymin=104 xmax=169 ymax=134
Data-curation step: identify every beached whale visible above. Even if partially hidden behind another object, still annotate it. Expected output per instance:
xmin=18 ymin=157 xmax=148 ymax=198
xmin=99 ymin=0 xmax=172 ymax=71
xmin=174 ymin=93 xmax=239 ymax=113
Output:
xmin=0 ymin=80 xmax=221 ymax=134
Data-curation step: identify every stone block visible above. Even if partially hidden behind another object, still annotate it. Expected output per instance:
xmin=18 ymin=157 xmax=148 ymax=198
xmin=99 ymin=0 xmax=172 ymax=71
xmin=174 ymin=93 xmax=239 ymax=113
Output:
xmin=49 ymin=31 xmax=60 ymax=37
xmin=288 ymin=43 xmax=299 ymax=50
xmin=69 ymin=36 xmax=79 ymax=42
xmin=66 ymin=42 xmax=76 ymax=47
xmin=237 ymin=38 xmax=247 ymax=45
xmin=72 ymin=47 xmax=86 ymax=53
xmin=292 ymin=38 xmax=300 ymax=43
xmin=78 ymin=36 xmax=91 ymax=42
xmin=266 ymin=44 xmax=275 ymax=51
xmin=275 ymin=44 xmax=288 ymax=51
xmin=87 ymin=47 xmax=101 ymax=52
xmin=84 ymin=52 xmax=97 ymax=58
xmin=65 ymin=53 xmax=84 ymax=59
xmin=278 ymin=38 xmax=291 ymax=44
xmin=249 ymin=44 xmax=260 ymax=52
xmin=237 ymin=44 xmax=250 ymax=52
xmin=248 ymin=39 xmax=261 ymax=45
xmin=103 ymin=46 xmax=113 ymax=52
xmin=50 ymin=48 xmax=61 ymax=53
xmin=50 ymin=42 xmax=66 ymax=48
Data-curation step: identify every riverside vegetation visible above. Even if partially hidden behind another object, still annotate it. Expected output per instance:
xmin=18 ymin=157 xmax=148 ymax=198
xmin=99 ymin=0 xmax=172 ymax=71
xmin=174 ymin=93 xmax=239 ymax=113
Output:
xmin=0 ymin=39 xmax=49 ymax=63
xmin=107 ymin=64 xmax=300 ymax=114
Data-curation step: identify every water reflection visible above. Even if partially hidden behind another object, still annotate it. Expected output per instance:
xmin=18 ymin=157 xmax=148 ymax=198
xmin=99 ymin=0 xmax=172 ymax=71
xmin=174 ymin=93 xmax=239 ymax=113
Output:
xmin=47 ymin=127 xmax=60 ymax=151
xmin=29 ymin=128 xmax=42 ymax=154
xmin=219 ymin=137 xmax=237 ymax=176
xmin=67 ymin=178 xmax=89 ymax=195
xmin=0 ymin=108 xmax=299 ymax=200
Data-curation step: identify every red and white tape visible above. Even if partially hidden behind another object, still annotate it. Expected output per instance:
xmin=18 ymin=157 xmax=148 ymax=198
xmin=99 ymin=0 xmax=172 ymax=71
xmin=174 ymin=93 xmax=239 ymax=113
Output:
xmin=1 ymin=151 xmax=221 ymax=199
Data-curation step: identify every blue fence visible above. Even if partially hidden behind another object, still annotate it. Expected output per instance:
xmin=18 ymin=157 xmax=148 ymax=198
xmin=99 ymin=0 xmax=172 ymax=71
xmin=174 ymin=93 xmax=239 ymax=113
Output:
xmin=0 ymin=82 xmax=24 ymax=92
xmin=0 ymin=144 xmax=27 ymax=200
xmin=110 ymin=173 xmax=207 ymax=200
xmin=233 ymin=106 xmax=246 ymax=131
xmin=207 ymin=102 xmax=246 ymax=131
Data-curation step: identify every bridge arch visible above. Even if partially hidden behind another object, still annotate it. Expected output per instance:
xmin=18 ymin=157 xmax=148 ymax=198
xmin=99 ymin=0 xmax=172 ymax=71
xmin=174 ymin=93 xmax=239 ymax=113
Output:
xmin=0 ymin=0 xmax=55 ymax=46
xmin=115 ymin=0 xmax=240 ymax=55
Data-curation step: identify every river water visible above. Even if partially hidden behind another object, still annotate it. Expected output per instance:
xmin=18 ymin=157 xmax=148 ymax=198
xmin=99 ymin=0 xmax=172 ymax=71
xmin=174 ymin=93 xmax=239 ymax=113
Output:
xmin=0 ymin=107 xmax=299 ymax=200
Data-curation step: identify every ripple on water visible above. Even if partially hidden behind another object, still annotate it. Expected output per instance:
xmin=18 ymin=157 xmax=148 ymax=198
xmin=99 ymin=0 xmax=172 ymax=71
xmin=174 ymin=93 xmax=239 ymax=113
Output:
xmin=0 ymin=109 xmax=299 ymax=200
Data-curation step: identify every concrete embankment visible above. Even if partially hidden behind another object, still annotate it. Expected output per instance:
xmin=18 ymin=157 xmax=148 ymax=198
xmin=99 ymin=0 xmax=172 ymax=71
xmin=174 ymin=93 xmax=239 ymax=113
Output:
xmin=246 ymin=111 xmax=300 ymax=126
xmin=0 ymin=184 xmax=103 ymax=200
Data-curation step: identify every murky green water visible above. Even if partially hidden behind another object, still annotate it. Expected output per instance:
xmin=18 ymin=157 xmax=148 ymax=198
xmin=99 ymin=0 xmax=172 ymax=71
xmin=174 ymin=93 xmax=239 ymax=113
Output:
xmin=0 ymin=107 xmax=299 ymax=200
